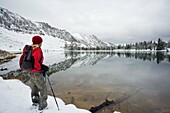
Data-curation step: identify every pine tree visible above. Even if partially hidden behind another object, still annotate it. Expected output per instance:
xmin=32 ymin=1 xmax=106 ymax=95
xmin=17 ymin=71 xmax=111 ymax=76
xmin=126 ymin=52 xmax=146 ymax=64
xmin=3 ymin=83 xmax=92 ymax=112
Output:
xmin=157 ymin=38 xmax=164 ymax=50
xmin=168 ymin=41 xmax=170 ymax=48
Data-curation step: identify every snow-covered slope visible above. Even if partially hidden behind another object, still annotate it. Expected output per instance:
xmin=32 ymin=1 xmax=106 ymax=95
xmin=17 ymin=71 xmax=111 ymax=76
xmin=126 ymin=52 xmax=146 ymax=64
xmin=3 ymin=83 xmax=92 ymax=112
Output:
xmin=0 ymin=7 xmax=76 ymax=42
xmin=0 ymin=77 xmax=91 ymax=113
xmin=73 ymin=33 xmax=112 ymax=48
xmin=0 ymin=27 xmax=65 ymax=51
xmin=37 ymin=22 xmax=76 ymax=42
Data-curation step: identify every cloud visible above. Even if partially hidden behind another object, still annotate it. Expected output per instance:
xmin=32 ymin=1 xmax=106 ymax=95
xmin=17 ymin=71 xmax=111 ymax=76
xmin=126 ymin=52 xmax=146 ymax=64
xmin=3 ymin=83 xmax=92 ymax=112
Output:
xmin=0 ymin=0 xmax=170 ymax=43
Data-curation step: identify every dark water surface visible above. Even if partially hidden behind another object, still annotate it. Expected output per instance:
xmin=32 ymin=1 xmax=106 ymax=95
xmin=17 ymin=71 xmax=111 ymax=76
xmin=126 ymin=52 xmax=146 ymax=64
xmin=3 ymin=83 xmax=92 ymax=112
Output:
xmin=48 ymin=51 xmax=170 ymax=113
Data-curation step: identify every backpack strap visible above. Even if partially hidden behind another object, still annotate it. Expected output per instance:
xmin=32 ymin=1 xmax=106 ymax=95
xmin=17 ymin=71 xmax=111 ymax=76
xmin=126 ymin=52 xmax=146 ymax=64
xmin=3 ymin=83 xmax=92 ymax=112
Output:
xmin=25 ymin=45 xmax=29 ymax=51
xmin=23 ymin=45 xmax=32 ymax=53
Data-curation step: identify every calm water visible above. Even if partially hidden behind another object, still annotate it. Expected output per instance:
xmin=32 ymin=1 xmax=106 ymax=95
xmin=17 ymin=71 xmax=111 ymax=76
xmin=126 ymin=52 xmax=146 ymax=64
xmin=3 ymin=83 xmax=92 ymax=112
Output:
xmin=49 ymin=51 xmax=170 ymax=113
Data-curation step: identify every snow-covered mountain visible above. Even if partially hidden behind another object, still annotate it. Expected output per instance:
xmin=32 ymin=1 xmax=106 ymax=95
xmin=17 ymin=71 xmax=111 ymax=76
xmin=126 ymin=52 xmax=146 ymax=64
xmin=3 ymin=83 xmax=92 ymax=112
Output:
xmin=73 ymin=33 xmax=113 ymax=48
xmin=0 ymin=7 xmax=76 ymax=42
xmin=0 ymin=7 xmax=114 ymax=51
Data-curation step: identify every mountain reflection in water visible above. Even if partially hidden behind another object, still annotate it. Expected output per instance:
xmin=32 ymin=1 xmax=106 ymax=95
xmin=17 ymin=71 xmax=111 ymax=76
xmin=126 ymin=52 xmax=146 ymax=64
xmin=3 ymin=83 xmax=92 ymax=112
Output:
xmin=50 ymin=51 xmax=170 ymax=113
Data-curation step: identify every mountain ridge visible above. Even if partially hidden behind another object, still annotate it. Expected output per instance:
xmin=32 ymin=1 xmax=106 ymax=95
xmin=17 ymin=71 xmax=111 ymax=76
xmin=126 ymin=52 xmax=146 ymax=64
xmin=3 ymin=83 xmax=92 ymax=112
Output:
xmin=0 ymin=7 xmax=77 ymax=42
xmin=0 ymin=7 xmax=114 ymax=50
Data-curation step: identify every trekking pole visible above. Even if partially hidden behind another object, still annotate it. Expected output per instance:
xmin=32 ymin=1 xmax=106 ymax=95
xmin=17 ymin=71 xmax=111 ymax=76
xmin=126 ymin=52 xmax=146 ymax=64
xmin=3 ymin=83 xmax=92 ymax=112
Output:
xmin=45 ymin=73 xmax=60 ymax=110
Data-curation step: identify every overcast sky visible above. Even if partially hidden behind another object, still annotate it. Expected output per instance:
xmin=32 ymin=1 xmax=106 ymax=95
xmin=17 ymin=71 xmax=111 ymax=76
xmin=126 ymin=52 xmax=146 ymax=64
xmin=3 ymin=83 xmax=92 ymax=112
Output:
xmin=1 ymin=0 xmax=170 ymax=43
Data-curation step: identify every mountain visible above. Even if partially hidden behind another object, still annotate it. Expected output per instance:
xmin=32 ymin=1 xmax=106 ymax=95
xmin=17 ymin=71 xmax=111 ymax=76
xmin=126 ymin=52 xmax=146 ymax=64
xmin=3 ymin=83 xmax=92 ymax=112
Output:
xmin=0 ymin=7 xmax=114 ymax=51
xmin=72 ymin=33 xmax=112 ymax=48
xmin=37 ymin=22 xmax=76 ymax=42
xmin=0 ymin=7 xmax=76 ymax=42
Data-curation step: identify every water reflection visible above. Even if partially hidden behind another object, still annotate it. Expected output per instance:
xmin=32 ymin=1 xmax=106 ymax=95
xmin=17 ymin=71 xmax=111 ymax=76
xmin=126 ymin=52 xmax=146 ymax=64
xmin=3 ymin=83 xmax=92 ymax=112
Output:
xmin=115 ymin=51 xmax=170 ymax=64
xmin=64 ymin=51 xmax=170 ymax=66
xmin=2 ymin=51 xmax=170 ymax=83
xmin=1 ymin=51 xmax=170 ymax=113
xmin=50 ymin=51 xmax=170 ymax=113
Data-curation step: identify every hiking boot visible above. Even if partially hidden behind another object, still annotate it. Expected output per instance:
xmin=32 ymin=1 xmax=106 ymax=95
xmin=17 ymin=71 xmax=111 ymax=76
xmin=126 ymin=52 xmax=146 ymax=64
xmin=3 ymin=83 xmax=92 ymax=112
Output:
xmin=32 ymin=103 xmax=39 ymax=106
xmin=32 ymin=96 xmax=40 ymax=104
xmin=38 ymin=101 xmax=47 ymax=111
xmin=38 ymin=105 xmax=47 ymax=111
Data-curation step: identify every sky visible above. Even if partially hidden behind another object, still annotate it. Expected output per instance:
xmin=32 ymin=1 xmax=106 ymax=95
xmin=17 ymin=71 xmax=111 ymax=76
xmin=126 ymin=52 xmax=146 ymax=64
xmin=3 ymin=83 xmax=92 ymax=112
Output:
xmin=0 ymin=0 xmax=170 ymax=43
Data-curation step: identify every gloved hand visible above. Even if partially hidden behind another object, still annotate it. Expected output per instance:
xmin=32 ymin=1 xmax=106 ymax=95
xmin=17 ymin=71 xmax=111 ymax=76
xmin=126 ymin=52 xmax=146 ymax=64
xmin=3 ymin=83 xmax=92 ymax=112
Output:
xmin=41 ymin=64 xmax=49 ymax=77
xmin=41 ymin=64 xmax=49 ymax=71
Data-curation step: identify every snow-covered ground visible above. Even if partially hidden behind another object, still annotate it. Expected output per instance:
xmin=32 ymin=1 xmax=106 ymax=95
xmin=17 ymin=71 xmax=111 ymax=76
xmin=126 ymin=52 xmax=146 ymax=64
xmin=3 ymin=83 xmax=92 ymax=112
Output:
xmin=0 ymin=27 xmax=65 ymax=52
xmin=0 ymin=77 xmax=91 ymax=113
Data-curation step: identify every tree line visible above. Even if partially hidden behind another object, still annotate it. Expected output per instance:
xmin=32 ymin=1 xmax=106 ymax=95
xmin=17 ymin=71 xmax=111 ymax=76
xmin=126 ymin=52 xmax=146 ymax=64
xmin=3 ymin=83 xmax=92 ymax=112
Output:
xmin=117 ymin=38 xmax=170 ymax=50
xmin=65 ymin=38 xmax=170 ymax=51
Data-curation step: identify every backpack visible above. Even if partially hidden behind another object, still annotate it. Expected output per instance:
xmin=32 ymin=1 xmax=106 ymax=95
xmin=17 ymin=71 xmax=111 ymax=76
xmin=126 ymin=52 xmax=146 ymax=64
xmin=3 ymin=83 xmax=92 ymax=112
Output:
xmin=20 ymin=45 xmax=34 ymax=70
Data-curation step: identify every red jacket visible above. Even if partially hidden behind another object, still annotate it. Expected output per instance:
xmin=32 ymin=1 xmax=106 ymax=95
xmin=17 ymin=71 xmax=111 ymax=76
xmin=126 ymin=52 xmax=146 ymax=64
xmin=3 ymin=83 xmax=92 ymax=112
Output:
xmin=31 ymin=47 xmax=44 ymax=72
xmin=19 ymin=46 xmax=44 ymax=72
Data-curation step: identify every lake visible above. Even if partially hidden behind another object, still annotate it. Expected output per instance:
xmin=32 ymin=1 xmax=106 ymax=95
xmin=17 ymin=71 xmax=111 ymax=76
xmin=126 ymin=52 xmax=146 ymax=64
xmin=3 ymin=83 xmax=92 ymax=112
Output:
xmin=1 ymin=51 xmax=170 ymax=113
xmin=46 ymin=51 xmax=170 ymax=113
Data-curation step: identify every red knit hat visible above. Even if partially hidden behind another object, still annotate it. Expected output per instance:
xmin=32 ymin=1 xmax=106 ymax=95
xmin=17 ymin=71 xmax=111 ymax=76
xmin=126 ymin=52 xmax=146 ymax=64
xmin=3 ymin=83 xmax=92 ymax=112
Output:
xmin=32 ymin=36 xmax=43 ymax=44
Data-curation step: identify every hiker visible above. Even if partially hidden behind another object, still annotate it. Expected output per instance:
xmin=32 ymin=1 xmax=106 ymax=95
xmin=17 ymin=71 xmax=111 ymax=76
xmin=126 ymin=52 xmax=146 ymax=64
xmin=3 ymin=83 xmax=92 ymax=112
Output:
xmin=20 ymin=36 xmax=49 ymax=110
